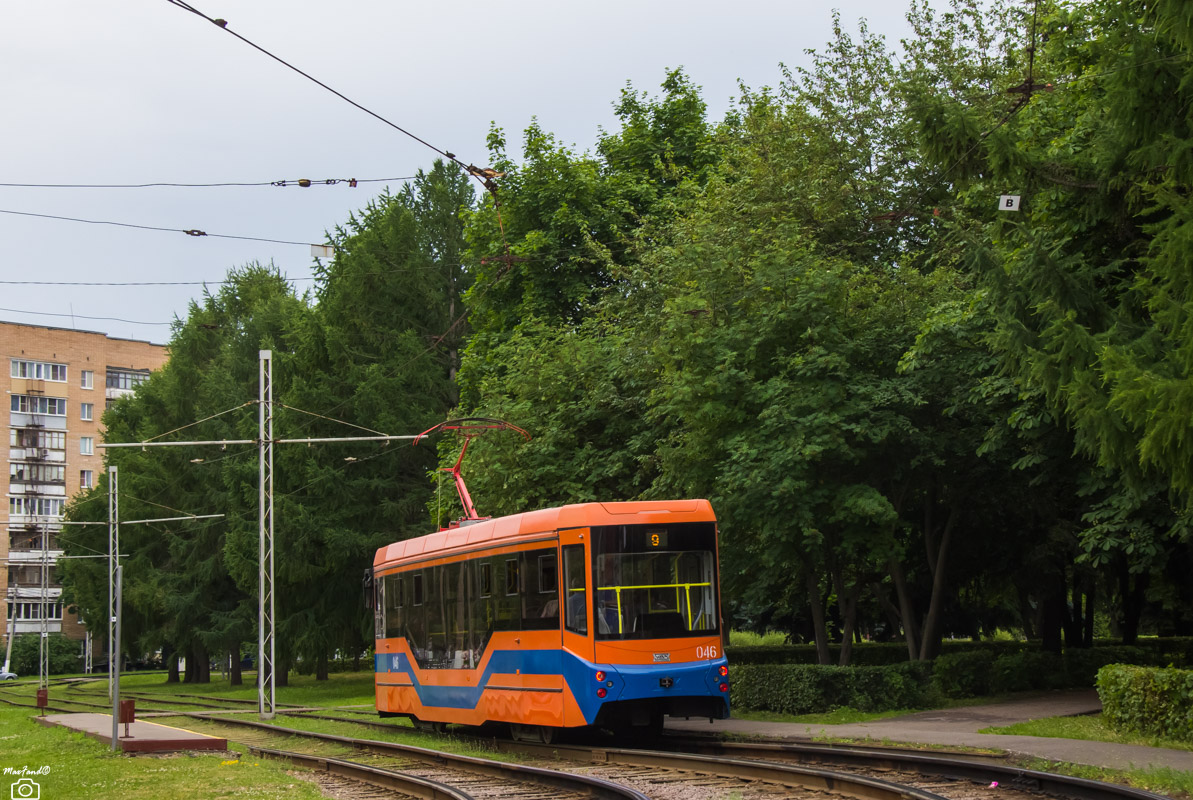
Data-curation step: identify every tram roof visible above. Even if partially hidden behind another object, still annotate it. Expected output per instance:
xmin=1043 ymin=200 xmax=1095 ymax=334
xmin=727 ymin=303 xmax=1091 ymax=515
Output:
xmin=374 ymin=499 xmax=714 ymax=568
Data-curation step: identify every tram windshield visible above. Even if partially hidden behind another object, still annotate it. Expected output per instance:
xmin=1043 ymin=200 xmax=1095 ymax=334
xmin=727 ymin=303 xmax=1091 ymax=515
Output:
xmin=591 ymin=522 xmax=719 ymax=640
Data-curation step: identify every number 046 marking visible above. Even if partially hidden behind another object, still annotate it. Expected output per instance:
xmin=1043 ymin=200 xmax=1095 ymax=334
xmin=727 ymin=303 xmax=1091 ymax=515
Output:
xmin=696 ymin=645 xmax=718 ymax=659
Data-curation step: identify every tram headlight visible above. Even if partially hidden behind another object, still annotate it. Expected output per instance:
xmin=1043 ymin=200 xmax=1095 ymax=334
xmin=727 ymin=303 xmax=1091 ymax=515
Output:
xmin=718 ymin=665 xmax=728 ymax=677
xmin=595 ymin=670 xmax=606 ymax=682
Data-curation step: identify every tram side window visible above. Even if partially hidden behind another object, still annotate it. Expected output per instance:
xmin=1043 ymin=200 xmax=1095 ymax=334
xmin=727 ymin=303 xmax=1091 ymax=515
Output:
xmin=563 ymin=545 xmax=587 ymax=634
xmin=479 ymin=562 xmax=492 ymax=597
xmin=520 ymin=549 xmax=559 ymax=629
xmin=404 ymin=572 xmax=427 ymax=660
xmin=441 ymin=562 xmax=471 ymax=668
xmin=383 ymin=573 xmax=403 ymax=639
xmin=505 ymin=559 xmax=519 ymax=595
xmin=425 ymin=567 xmax=448 ymax=667
xmin=374 ymin=575 xmax=385 ymax=640
xmin=680 ymin=552 xmax=717 ymax=632
xmin=493 ymin=558 xmax=520 ymax=632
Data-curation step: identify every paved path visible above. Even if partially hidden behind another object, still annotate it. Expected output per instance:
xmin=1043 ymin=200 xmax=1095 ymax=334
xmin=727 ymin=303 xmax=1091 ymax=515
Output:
xmin=667 ymin=690 xmax=1193 ymax=772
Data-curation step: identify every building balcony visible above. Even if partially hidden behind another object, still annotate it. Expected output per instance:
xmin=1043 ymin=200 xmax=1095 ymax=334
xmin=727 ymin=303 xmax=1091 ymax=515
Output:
xmin=9 ymin=412 xmax=66 ymax=430
xmin=8 ymin=482 xmax=67 ymax=497
xmin=6 ymin=549 xmax=65 ymax=563
xmin=9 ymin=447 xmax=66 ymax=463
xmin=13 ymin=620 xmax=63 ymax=635
xmin=5 ymin=514 xmax=66 ymax=526
xmin=7 ymin=587 xmax=63 ymax=601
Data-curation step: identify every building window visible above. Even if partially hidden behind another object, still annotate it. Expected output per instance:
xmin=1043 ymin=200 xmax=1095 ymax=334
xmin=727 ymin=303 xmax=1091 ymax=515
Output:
xmin=6 ymin=602 xmax=63 ymax=621
xmin=106 ymin=369 xmax=150 ymax=390
xmin=10 ymin=463 xmax=65 ymax=484
xmin=10 ymin=359 xmax=67 ymax=382
xmin=10 ymin=395 xmax=67 ymax=416
xmin=80 ymin=437 xmax=94 ymax=455
xmin=12 ymin=429 xmax=66 ymax=450
xmin=9 ymin=496 xmax=65 ymax=518
xmin=80 ymin=402 xmax=93 ymax=421
xmin=81 ymin=370 xmax=94 ymax=389
xmin=81 ymin=469 xmax=94 ymax=489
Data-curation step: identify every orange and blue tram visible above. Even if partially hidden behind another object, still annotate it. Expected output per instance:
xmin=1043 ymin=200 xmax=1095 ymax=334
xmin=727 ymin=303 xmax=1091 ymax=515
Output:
xmin=370 ymin=500 xmax=730 ymax=738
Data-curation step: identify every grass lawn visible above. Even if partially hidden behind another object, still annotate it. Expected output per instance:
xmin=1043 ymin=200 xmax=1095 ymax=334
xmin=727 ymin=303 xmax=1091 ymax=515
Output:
xmin=0 ymin=671 xmax=383 ymax=799
xmin=979 ymin=714 xmax=1193 ymax=753
xmin=0 ymin=704 xmax=327 ymax=800
xmin=57 ymin=670 xmax=378 ymax=708
xmin=732 ymin=707 xmax=910 ymax=725
xmin=1020 ymin=758 xmax=1193 ymax=799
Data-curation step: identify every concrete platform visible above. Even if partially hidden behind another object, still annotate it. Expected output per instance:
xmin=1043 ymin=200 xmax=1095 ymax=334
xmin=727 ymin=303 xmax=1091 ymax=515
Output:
xmin=37 ymin=713 xmax=227 ymax=753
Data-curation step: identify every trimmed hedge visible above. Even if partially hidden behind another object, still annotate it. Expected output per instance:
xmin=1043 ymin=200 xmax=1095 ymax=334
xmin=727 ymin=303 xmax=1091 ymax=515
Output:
xmin=728 ymin=639 xmax=1179 ymax=670
xmin=730 ymin=662 xmax=933 ymax=714
xmin=1064 ymin=646 xmax=1154 ymax=685
xmin=727 ymin=639 xmax=1030 ymax=667
xmin=989 ymin=650 xmax=1068 ymax=692
xmin=1099 ymin=664 xmax=1193 ymax=742
xmin=933 ymin=650 xmax=996 ymax=697
xmin=725 ymin=638 xmax=1190 ymax=711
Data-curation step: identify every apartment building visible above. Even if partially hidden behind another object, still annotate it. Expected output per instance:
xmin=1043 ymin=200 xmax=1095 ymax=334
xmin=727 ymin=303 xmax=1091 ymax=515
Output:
xmin=2 ymin=320 xmax=167 ymax=647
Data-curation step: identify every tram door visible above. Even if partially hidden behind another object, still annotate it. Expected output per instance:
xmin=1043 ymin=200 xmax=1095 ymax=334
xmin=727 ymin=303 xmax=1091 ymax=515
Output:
xmin=560 ymin=529 xmax=592 ymax=662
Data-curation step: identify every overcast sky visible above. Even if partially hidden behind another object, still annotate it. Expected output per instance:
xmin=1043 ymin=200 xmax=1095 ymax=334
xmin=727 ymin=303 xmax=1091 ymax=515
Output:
xmin=2 ymin=1 xmax=914 ymax=343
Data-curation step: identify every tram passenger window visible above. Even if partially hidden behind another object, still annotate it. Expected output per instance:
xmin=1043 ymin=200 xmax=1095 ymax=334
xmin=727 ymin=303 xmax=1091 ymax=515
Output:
xmin=493 ymin=558 xmax=519 ymax=631
xmin=374 ymin=575 xmax=384 ymax=640
xmin=404 ymin=574 xmax=427 ymax=660
xmin=383 ymin=573 xmax=403 ymax=639
xmin=443 ymin=562 xmax=470 ymax=668
xmin=538 ymin=554 xmax=557 ymax=594
xmin=470 ymin=559 xmax=493 ymax=660
xmin=479 ymin=562 xmax=492 ymax=597
xmin=505 ymin=559 xmax=519 ymax=595
xmin=520 ymin=548 xmax=559 ymax=629
xmin=563 ymin=545 xmax=587 ymax=635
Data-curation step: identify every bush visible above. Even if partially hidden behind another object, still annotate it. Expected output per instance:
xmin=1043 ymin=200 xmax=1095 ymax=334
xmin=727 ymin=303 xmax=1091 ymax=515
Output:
xmin=989 ymin=650 xmax=1067 ymax=692
xmin=1064 ymin=646 xmax=1153 ymax=686
xmin=726 ymin=639 xmax=1028 ymax=667
xmin=933 ymin=650 xmax=996 ymax=697
xmin=9 ymin=633 xmax=83 ymax=675
xmin=1099 ymin=664 xmax=1193 ymax=742
xmin=730 ymin=662 xmax=932 ymax=714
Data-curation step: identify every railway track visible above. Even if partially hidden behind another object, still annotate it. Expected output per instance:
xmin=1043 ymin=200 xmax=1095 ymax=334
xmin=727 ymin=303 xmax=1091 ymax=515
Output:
xmin=2 ymin=682 xmax=1173 ymax=800
xmin=163 ymin=715 xmax=959 ymax=800
xmin=270 ymin=709 xmax=1172 ymax=800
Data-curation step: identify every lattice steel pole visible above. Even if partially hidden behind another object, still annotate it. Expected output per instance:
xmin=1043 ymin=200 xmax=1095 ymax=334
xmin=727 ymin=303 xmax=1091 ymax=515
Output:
xmin=258 ymin=350 xmax=276 ymax=719
xmin=110 ymin=564 xmax=122 ymax=752
xmin=108 ymin=465 xmax=118 ymax=700
xmin=38 ymin=517 xmax=48 ymax=690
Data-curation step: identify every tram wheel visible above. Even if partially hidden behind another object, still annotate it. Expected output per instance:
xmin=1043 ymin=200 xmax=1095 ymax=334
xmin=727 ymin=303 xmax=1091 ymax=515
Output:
xmin=510 ymin=723 xmax=555 ymax=744
xmin=413 ymin=719 xmax=448 ymax=735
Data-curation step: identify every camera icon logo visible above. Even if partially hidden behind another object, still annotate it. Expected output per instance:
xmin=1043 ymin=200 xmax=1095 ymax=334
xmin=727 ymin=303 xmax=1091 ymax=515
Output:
xmin=10 ymin=778 xmax=39 ymax=800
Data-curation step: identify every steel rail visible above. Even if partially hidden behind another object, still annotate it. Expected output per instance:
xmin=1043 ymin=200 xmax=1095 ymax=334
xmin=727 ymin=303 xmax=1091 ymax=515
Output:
xmin=249 ymin=745 xmax=473 ymax=800
xmin=490 ymin=739 xmax=952 ymax=800
xmin=656 ymin=737 xmax=1172 ymax=800
xmin=182 ymin=714 xmax=650 ymax=800
xmin=270 ymin=710 xmax=961 ymax=800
